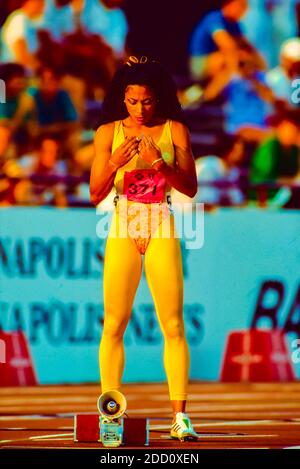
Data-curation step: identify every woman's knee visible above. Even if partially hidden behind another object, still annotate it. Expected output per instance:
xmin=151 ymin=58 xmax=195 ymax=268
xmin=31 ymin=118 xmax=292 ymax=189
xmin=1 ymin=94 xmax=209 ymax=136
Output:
xmin=162 ymin=317 xmax=185 ymax=339
xmin=102 ymin=318 xmax=127 ymax=340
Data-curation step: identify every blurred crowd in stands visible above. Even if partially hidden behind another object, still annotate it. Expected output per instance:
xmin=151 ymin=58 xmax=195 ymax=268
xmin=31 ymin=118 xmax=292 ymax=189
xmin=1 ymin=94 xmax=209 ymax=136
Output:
xmin=0 ymin=0 xmax=300 ymax=209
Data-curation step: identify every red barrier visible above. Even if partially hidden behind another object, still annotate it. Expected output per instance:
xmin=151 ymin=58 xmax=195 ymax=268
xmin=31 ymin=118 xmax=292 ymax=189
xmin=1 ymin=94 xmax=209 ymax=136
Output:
xmin=220 ymin=329 xmax=295 ymax=382
xmin=0 ymin=331 xmax=38 ymax=386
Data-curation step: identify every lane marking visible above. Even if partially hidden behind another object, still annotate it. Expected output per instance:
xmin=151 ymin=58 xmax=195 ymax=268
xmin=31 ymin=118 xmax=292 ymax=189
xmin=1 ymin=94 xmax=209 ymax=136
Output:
xmin=29 ymin=433 xmax=71 ymax=440
xmin=161 ymin=434 xmax=277 ymax=439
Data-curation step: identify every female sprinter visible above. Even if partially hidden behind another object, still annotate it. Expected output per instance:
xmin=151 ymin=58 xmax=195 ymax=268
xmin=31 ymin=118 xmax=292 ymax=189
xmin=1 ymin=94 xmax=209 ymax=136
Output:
xmin=90 ymin=56 xmax=198 ymax=441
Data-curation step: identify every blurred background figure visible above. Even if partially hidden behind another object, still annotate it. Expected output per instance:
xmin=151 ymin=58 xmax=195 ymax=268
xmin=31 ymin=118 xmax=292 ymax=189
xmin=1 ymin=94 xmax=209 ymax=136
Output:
xmin=194 ymin=135 xmax=247 ymax=208
xmin=29 ymin=66 xmax=79 ymax=166
xmin=249 ymin=109 xmax=300 ymax=206
xmin=2 ymin=134 xmax=69 ymax=206
xmin=266 ymin=37 xmax=300 ymax=108
xmin=189 ymin=0 xmax=264 ymax=82
xmin=43 ymin=0 xmax=127 ymax=56
xmin=0 ymin=0 xmax=45 ymax=71
xmin=203 ymin=43 xmax=275 ymax=142
xmin=11 ymin=66 xmax=80 ymax=170
xmin=241 ymin=0 xmax=300 ymax=68
xmin=0 ymin=62 xmax=30 ymax=157
xmin=40 ymin=0 xmax=128 ymax=105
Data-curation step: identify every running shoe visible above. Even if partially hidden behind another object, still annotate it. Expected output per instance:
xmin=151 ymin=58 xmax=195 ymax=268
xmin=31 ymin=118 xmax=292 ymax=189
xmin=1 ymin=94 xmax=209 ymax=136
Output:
xmin=170 ymin=412 xmax=199 ymax=441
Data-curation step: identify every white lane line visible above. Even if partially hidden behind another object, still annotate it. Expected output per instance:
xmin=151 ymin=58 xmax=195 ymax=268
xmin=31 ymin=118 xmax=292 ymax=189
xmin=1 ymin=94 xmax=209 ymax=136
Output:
xmin=148 ymin=393 xmax=300 ymax=401
xmin=0 ymin=427 xmax=28 ymax=430
xmin=283 ymin=446 xmax=300 ymax=449
xmin=161 ymin=434 xmax=277 ymax=439
xmin=150 ymin=421 xmax=286 ymax=431
xmin=34 ymin=437 xmax=74 ymax=441
xmin=0 ymin=414 xmax=75 ymax=420
xmin=129 ymin=408 xmax=172 ymax=414
xmin=29 ymin=433 xmax=71 ymax=440
xmin=0 ymin=415 xmax=55 ymax=421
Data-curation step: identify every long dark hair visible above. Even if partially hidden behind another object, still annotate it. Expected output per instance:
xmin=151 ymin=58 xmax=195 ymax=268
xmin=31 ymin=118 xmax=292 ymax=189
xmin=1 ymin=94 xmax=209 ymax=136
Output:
xmin=98 ymin=56 xmax=186 ymax=126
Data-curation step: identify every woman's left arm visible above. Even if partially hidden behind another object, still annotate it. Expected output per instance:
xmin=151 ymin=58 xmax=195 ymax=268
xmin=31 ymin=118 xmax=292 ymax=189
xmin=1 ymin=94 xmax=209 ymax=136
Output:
xmin=159 ymin=121 xmax=198 ymax=198
xmin=139 ymin=121 xmax=198 ymax=198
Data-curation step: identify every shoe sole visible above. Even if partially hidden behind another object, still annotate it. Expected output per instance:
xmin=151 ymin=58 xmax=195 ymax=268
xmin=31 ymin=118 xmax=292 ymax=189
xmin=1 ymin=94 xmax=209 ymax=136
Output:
xmin=170 ymin=434 xmax=199 ymax=442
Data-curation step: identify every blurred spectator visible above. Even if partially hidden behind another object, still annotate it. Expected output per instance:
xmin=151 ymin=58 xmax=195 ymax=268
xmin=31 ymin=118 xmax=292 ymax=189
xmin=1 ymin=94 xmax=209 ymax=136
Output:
xmin=0 ymin=63 xmax=27 ymax=123
xmin=240 ymin=0 xmax=274 ymax=68
xmin=249 ymin=109 xmax=300 ymax=202
xmin=189 ymin=0 xmax=264 ymax=82
xmin=266 ymin=38 xmax=300 ymax=108
xmin=203 ymin=45 xmax=274 ymax=142
xmin=0 ymin=0 xmax=45 ymax=71
xmin=0 ymin=126 xmax=12 ymax=159
xmin=241 ymin=0 xmax=300 ymax=68
xmin=12 ymin=66 xmax=80 ymax=169
xmin=267 ymin=0 xmax=299 ymax=67
xmin=38 ymin=0 xmax=125 ymax=108
xmin=43 ymin=0 xmax=127 ymax=56
xmin=0 ymin=62 xmax=32 ymax=157
xmin=194 ymin=135 xmax=246 ymax=207
xmin=6 ymin=135 xmax=69 ymax=206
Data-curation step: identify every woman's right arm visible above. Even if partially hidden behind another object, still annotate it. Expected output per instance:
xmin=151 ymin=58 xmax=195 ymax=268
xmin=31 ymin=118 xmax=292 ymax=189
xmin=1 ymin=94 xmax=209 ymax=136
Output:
xmin=90 ymin=123 xmax=117 ymax=206
xmin=89 ymin=123 xmax=139 ymax=206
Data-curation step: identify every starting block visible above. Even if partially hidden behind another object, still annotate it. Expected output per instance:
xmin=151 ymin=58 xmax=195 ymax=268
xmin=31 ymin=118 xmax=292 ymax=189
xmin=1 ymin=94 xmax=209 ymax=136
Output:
xmin=74 ymin=414 xmax=149 ymax=446
xmin=74 ymin=414 xmax=101 ymax=442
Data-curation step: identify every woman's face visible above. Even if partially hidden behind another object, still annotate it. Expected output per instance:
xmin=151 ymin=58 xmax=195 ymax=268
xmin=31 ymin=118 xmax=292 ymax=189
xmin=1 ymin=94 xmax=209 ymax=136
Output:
xmin=124 ymin=85 xmax=157 ymax=126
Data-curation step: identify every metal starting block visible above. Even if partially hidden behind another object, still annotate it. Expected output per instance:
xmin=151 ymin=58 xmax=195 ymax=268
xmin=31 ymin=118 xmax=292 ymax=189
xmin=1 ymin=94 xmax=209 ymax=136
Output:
xmin=74 ymin=414 xmax=149 ymax=446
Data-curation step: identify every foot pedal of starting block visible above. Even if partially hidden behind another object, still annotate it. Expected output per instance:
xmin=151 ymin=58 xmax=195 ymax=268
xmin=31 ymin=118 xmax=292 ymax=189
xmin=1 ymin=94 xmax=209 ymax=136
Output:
xmin=74 ymin=414 xmax=100 ymax=442
xmin=123 ymin=418 xmax=149 ymax=446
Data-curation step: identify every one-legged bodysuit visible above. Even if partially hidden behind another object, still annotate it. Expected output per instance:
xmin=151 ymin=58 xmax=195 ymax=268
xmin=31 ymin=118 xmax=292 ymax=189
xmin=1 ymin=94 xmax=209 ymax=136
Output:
xmin=99 ymin=119 xmax=190 ymax=401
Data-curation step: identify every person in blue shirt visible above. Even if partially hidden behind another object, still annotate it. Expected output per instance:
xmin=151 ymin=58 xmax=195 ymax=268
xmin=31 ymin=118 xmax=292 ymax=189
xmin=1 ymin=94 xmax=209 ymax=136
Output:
xmin=12 ymin=66 xmax=80 ymax=167
xmin=203 ymin=44 xmax=275 ymax=142
xmin=0 ymin=63 xmax=32 ymax=157
xmin=189 ymin=0 xmax=263 ymax=81
xmin=28 ymin=69 xmax=78 ymax=128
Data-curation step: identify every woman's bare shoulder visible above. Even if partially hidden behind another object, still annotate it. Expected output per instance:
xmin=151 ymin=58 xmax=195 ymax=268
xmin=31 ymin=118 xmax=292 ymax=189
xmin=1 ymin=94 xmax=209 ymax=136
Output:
xmin=170 ymin=120 xmax=190 ymax=144
xmin=95 ymin=122 xmax=115 ymax=136
xmin=170 ymin=120 xmax=189 ymax=133
xmin=94 ymin=122 xmax=116 ymax=145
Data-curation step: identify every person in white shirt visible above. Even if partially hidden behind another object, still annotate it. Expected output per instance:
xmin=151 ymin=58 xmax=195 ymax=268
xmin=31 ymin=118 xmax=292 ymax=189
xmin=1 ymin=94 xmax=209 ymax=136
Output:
xmin=266 ymin=38 xmax=300 ymax=108
xmin=1 ymin=0 xmax=45 ymax=71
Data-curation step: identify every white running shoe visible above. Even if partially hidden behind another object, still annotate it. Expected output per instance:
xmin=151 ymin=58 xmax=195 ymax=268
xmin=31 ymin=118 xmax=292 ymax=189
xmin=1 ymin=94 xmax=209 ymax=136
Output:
xmin=170 ymin=412 xmax=199 ymax=441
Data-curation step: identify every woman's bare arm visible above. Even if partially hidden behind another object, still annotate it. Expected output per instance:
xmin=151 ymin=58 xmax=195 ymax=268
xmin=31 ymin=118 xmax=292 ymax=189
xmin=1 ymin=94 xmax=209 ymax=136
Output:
xmin=90 ymin=123 xmax=139 ymax=205
xmin=160 ymin=121 xmax=198 ymax=198
xmin=89 ymin=123 xmax=117 ymax=206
